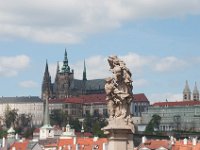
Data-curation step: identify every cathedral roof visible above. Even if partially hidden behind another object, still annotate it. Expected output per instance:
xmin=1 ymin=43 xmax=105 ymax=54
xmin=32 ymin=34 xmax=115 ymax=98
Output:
xmin=70 ymin=79 xmax=105 ymax=91
xmin=85 ymin=79 xmax=105 ymax=90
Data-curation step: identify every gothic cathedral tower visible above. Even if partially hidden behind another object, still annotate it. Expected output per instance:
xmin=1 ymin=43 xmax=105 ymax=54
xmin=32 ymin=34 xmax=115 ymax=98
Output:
xmin=54 ymin=50 xmax=74 ymax=98
xmin=41 ymin=60 xmax=52 ymax=100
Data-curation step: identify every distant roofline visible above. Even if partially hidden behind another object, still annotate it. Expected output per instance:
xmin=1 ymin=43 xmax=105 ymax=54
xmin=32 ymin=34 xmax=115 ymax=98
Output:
xmin=152 ymin=100 xmax=200 ymax=107
xmin=49 ymin=93 xmax=149 ymax=104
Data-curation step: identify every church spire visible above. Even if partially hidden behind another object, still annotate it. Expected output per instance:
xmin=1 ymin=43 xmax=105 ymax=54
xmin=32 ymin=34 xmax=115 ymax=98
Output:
xmin=83 ymin=60 xmax=87 ymax=81
xmin=183 ymin=80 xmax=191 ymax=101
xmin=61 ymin=49 xmax=70 ymax=73
xmin=56 ymin=61 xmax=60 ymax=73
xmin=42 ymin=60 xmax=51 ymax=100
xmin=193 ymin=82 xmax=199 ymax=101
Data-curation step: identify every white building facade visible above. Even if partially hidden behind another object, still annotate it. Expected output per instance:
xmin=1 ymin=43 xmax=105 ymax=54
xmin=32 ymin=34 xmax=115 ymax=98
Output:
xmin=0 ymin=96 xmax=43 ymax=126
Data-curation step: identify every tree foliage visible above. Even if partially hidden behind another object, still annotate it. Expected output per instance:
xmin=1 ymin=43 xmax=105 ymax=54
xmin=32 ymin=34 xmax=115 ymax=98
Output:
xmin=17 ymin=114 xmax=32 ymax=128
xmin=84 ymin=114 xmax=108 ymax=137
xmin=145 ymin=114 xmax=161 ymax=134
xmin=50 ymin=109 xmax=68 ymax=127
xmin=4 ymin=106 xmax=18 ymax=128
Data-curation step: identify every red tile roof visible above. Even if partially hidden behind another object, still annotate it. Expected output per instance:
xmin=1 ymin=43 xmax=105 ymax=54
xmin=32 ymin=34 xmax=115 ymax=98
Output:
xmin=133 ymin=93 xmax=149 ymax=102
xmin=172 ymin=140 xmax=200 ymax=150
xmin=57 ymin=137 xmax=108 ymax=150
xmin=153 ymin=101 xmax=200 ymax=107
xmin=9 ymin=140 xmax=29 ymax=150
xmin=139 ymin=139 xmax=169 ymax=150
xmin=49 ymin=93 xmax=149 ymax=105
xmin=75 ymin=132 xmax=93 ymax=137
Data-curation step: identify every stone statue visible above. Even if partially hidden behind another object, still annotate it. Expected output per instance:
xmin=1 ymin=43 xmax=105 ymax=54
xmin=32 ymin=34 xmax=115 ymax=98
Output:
xmin=105 ymin=56 xmax=133 ymax=124
xmin=103 ymin=56 xmax=135 ymax=150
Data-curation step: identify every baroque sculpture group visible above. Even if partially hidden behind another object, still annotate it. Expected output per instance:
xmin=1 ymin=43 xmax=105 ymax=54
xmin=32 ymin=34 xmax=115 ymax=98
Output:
xmin=105 ymin=56 xmax=133 ymax=124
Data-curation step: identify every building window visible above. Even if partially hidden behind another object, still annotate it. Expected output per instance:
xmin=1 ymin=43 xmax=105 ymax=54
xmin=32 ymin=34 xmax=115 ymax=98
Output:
xmin=65 ymin=104 xmax=68 ymax=108
xmin=103 ymin=109 xmax=108 ymax=117
xmin=94 ymin=109 xmax=99 ymax=117
xmin=85 ymin=110 xmax=90 ymax=116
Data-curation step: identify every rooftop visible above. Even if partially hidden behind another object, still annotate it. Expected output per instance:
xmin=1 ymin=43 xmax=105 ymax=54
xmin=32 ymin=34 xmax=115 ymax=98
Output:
xmin=153 ymin=100 xmax=200 ymax=107
xmin=0 ymin=96 xmax=42 ymax=104
xmin=49 ymin=93 xmax=149 ymax=105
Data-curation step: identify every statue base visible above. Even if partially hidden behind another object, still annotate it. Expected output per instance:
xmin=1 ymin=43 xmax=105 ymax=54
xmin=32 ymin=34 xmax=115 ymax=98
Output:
xmin=103 ymin=117 xmax=134 ymax=150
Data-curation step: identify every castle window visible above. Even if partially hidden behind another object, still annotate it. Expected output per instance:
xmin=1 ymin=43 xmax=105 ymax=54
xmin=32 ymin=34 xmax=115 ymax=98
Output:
xmin=184 ymin=95 xmax=187 ymax=99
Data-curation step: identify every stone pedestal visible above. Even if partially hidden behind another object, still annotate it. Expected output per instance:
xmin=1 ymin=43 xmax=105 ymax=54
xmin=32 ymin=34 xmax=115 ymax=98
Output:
xmin=103 ymin=117 xmax=134 ymax=150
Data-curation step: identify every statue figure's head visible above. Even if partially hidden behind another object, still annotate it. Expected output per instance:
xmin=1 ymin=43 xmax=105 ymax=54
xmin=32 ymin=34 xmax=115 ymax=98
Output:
xmin=105 ymin=77 xmax=113 ymax=83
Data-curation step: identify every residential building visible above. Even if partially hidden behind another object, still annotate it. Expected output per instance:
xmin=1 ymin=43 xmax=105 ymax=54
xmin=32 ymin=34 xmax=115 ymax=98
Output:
xmin=141 ymin=81 xmax=200 ymax=132
xmin=131 ymin=93 xmax=150 ymax=117
xmin=49 ymin=93 xmax=149 ymax=119
xmin=0 ymin=96 xmax=43 ymax=126
xmin=142 ymin=101 xmax=200 ymax=131
xmin=49 ymin=98 xmax=82 ymax=119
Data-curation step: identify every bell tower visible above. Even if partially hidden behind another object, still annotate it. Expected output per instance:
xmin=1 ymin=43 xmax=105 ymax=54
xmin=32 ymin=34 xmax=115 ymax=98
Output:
xmin=193 ymin=82 xmax=199 ymax=101
xmin=183 ymin=80 xmax=191 ymax=101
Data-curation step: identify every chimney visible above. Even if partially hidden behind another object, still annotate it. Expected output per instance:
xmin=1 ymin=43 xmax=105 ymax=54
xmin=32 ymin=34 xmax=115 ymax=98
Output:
xmin=93 ymin=136 xmax=99 ymax=142
xmin=12 ymin=147 xmax=16 ymax=150
xmin=192 ymin=137 xmax=197 ymax=146
xmin=15 ymin=133 xmax=18 ymax=140
xmin=170 ymin=136 xmax=175 ymax=145
xmin=142 ymin=136 xmax=147 ymax=144
xmin=103 ymin=143 xmax=108 ymax=150
xmin=183 ymin=138 xmax=187 ymax=145
xmin=75 ymin=144 xmax=79 ymax=150
xmin=67 ymin=145 xmax=71 ymax=150
xmin=2 ymin=137 xmax=5 ymax=148
xmin=73 ymin=137 xmax=77 ymax=145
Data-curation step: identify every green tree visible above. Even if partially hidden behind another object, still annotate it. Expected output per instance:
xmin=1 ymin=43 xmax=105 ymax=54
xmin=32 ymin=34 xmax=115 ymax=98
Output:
xmin=145 ymin=114 xmax=161 ymax=134
xmin=84 ymin=114 xmax=108 ymax=137
xmin=17 ymin=114 xmax=32 ymax=128
xmin=50 ymin=109 xmax=68 ymax=127
xmin=0 ymin=130 xmax=7 ymax=138
xmin=69 ymin=117 xmax=81 ymax=132
xmin=4 ymin=106 xmax=18 ymax=128
xmin=92 ymin=120 xmax=105 ymax=137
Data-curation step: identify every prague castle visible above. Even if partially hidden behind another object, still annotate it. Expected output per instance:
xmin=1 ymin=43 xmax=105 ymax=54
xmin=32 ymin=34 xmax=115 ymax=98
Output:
xmin=41 ymin=50 xmax=105 ymax=100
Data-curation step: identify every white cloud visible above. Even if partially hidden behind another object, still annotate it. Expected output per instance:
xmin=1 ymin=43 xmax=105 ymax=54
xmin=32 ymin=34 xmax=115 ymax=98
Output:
xmin=0 ymin=0 xmax=200 ymax=43
xmin=134 ymin=79 xmax=148 ymax=88
xmin=148 ymin=92 xmax=182 ymax=104
xmin=48 ymin=53 xmax=189 ymax=81
xmin=154 ymin=56 xmax=187 ymax=72
xmin=72 ymin=55 xmax=109 ymax=79
xmin=19 ymin=80 xmax=38 ymax=88
xmin=119 ymin=53 xmax=153 ymax=69
xmin=48 ymin=63 xmax=58 ymax=81
xmin=0 ymin=55 xmax=30 ymax=77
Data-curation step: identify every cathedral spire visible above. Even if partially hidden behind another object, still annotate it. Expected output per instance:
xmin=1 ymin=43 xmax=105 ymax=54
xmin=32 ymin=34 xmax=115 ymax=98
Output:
xmin=61 ymin=49 xmax=70 ymax=73
xmin=56 ymin=61 xmax=60 ymax=73
xmin=193 ymin=82 xmax=199 ymax=101
xmin=42 ymin=60 xmax=51 ymax=100
xmin=83 ymin=59 xmax=87 ymax=81
xmin=183 ymin=80 xmax=191 ymax=101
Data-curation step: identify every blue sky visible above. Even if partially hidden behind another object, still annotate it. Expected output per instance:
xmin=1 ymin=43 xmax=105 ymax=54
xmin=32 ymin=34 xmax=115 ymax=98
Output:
xmin=0 ymin=0 xmax=200 ymax=103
